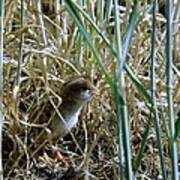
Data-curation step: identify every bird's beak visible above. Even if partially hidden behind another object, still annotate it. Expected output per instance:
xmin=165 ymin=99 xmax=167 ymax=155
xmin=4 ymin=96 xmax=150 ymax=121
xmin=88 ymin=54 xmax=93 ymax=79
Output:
xmin=92 ymin=86 xmax=99 ymax=96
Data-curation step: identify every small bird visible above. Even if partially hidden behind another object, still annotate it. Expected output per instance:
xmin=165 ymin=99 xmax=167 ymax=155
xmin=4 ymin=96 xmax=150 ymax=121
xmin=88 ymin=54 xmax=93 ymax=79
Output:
xmin=14 ymin=76 xmax=98 ymax=164
xmin=49 ymin=75 xmax=98 ymax=140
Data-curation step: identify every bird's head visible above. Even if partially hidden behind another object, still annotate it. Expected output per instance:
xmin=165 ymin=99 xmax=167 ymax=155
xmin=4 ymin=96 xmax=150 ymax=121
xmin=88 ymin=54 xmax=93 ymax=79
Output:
xmin=61 ymin=76 xmax=98 ymax=105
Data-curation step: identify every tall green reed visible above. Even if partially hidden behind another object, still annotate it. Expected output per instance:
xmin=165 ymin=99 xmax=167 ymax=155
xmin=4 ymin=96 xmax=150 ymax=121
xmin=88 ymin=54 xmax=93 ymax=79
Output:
xmin=64 ymin=1 xmax=155 ymax=179
xmin=58 ymin=0 xmax=178 ymax=178
xmin=0 ymin=0 xmax=4 ymax=178
xmin=166 ymin=0 xmax=178 ymax=179
xmin=150 ymin=0 xmax=167 ymax=178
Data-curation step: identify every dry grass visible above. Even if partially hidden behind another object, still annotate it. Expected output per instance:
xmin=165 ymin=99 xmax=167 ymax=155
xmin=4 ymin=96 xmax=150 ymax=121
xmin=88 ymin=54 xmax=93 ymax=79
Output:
xmin=2 ymin=0 xmax=180 ymax=179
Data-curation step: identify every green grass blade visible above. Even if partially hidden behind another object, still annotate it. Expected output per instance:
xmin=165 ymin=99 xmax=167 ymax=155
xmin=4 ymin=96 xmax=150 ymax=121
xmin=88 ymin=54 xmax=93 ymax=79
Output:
xmin=64 ymin=0 xmax=114 ymax=87
xmin=0 ymin=0 xmax=4 ymax=178
xmin=125 ymin=65 xmax=153 ymax=104
xmin=114 ymin=80 xmax=126 ymax=180
xmin=133 ymin=114 xmax=152 ymax=176
xmin=166 ymin=0 xmax=179 ymax=179
xmin=150 ymin=1 xmax=167 ymax=178
xmin=70 ymin=0 xmax=153 ymax=106
xmin=114 ymin=0 xmax=133 ymax=179
xmin=117 ymin=0 xmax=139 ymax=77
xmin=175 ymin=117 xmax=180 ymax=140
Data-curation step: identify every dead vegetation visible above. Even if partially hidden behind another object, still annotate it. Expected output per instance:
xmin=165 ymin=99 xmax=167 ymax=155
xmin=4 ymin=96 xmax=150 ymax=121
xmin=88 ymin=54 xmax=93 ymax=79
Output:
xmin=2 ymin=0 xmax=180 ymax=179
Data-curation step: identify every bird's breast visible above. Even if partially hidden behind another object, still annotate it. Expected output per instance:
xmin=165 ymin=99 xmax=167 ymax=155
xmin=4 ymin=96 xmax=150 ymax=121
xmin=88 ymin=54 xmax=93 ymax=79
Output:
xmin=66 ymin=110 xmax=80 ymax=130
xmin=50 ymin=108 xmax=81 ymax=139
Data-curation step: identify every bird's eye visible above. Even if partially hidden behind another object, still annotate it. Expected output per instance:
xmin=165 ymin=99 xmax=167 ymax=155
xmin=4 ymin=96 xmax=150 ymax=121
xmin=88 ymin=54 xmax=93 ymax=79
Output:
xmin=81 ymin=86 xmax=88 ymax=91
xmin=70 ymin=86 xmax=88 ymax=92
